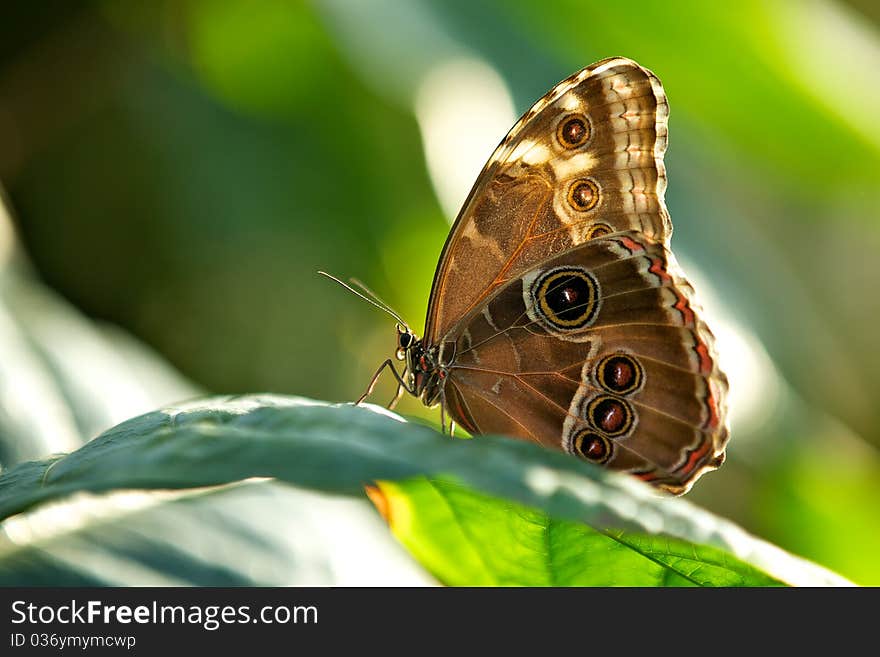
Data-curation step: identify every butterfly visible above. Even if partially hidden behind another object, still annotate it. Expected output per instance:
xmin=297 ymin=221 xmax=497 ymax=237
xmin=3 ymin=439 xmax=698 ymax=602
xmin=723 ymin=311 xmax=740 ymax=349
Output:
xmin=335 ymin=57 xmax=729 ymax=495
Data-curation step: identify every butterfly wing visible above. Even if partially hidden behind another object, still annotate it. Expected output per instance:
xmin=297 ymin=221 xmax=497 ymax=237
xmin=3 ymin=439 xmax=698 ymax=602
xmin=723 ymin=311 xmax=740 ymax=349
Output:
xmin=442 ymin=232 xmax=728 ymax=495
xmin=425 ymin=57 xmax=671 ymax=343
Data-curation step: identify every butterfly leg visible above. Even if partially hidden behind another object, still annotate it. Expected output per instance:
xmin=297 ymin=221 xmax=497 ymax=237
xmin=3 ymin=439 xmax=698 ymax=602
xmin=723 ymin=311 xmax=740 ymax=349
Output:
xmin=429 ymin=381 xmax=458 ymax=437
xmin=356 ymin=359 xmax=412 ymax=406
xmin=386 ymin=384 xmax=404 ymax=410
xmin=439 ymin=388 xmax=456 ymax=437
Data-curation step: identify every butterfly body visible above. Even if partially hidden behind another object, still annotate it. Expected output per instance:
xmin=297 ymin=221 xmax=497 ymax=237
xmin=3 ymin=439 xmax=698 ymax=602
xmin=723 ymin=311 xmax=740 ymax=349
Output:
xmin=397 ymin=333 xmax=445 ymax=407
xmin=383 ymin=57 xmax=728 ymax=495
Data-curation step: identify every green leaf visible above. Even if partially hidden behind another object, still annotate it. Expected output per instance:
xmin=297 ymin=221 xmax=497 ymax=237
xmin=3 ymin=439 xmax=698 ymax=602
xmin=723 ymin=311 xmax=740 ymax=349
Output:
xmin=370 ymin=478 xmax=784 ymax=586
xmin=0 ymin=395 xmax=851 ymax=586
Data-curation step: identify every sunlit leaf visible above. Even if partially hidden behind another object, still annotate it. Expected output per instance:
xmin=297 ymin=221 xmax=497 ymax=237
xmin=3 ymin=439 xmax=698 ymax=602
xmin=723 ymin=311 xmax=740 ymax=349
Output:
xmin=370 ymin=477 xmax=784 ymax=586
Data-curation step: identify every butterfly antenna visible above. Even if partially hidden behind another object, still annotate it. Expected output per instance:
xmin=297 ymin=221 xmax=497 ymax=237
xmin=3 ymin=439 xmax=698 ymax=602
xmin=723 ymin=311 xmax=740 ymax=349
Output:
xmin=317 ymin=271 xmax=410 ymax=329
xmin=348 ymin=277 xmax=399 ymax=316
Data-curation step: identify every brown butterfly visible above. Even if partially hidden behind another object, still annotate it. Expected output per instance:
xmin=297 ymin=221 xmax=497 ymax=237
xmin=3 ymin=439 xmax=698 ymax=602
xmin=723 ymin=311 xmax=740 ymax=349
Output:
xmin=335 ymin=57 xmax=729 ymax=495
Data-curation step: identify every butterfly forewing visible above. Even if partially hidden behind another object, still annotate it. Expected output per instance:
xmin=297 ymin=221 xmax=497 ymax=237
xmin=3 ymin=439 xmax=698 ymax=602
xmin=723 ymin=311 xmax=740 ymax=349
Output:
xmin=425 ymin=57 xmax=671 ymax=344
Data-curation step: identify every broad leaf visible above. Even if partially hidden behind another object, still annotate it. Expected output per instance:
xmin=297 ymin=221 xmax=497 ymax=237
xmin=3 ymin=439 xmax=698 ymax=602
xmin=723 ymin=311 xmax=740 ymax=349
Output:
xmin=0 ymin=395 xmax=851 ymax=586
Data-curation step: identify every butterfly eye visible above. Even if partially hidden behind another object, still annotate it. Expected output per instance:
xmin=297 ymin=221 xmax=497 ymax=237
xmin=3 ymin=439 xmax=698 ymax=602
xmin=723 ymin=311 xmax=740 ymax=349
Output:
xmin=596 ymin=354 xmax=643 ymax=395
xmin=567 ymin=179 xmax=600 ymax=212
xmin=557 ymin=113 xmax=590 ymax=149
xmin=571 ymin=429 xmax=612 ymax=464
xmin=399 ymin=333 xmax=413 ymax=349
xmin=585 ymin=395 xmax=635 ymax=438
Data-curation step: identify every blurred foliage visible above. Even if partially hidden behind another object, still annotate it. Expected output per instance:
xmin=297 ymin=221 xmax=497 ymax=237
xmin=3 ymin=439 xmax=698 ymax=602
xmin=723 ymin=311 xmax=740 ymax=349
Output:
xmin=1 ymin=0 xmax=879 ymax=584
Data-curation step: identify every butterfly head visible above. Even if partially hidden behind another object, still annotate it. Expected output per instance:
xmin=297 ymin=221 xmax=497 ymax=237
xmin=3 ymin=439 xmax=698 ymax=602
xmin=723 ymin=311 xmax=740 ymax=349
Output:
xmin=395 ymin=323 xmax=416 ymax=361
xmin=395 ymin=323 xmax=425 ymax=390
xmin=393 ymin=323 xmax=445 ymax=406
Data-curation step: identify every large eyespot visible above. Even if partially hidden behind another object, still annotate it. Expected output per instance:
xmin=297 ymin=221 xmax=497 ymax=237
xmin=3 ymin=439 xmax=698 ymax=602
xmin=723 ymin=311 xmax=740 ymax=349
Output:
xmin=585 ymin=395 xmax=635 ymax=437
xmin=571 ymin=429 xmax=612 ymax=464
xmin=567 ymin=179 xmax=600 ymax=212
xmin=531 ymin=267 xmax=600 ymax=330
xmin=596 ymin=353 xmax=644 ymax=395
xmin=557 ymin=113 xmax=590 ymax=149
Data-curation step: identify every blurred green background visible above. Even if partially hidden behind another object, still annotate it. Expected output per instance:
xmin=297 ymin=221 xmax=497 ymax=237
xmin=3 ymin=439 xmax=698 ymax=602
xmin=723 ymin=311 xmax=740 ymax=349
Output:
xmin=1 ymin=0 xmax=879 ymax=584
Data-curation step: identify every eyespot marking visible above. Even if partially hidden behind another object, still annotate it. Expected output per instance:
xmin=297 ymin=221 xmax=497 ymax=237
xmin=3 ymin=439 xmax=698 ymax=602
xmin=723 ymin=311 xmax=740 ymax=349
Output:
xmin=585 ymin=395 xmax=634 ymax=437
xmin=568 ymin=179 xmax=600 ymax=212
xmin=596 ymin=353 xmax=644 ymax=395
xmin=530 ymin=267 xmax=600 ymax=331
xmin=586 ymin=223 xmax=613 ymax=239
xmin=557 ymin=113 xmax=591 ymax=149
xmin=571 ymin=429 xmax=612 ymax=464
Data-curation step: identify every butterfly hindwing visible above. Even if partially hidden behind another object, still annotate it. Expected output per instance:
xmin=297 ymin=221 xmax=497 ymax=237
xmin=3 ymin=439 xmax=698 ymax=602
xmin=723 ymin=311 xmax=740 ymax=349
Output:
xmin=443 ymin=232 xmax=728 ymax=495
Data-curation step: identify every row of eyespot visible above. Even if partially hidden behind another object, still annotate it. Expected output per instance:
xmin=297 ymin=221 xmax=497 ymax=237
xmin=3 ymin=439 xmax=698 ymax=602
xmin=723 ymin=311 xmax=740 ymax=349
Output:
xmin=572 ymin=353 xmax=643 ymax=463
xmin=539 ymin=110 xmax=639 ymax=465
